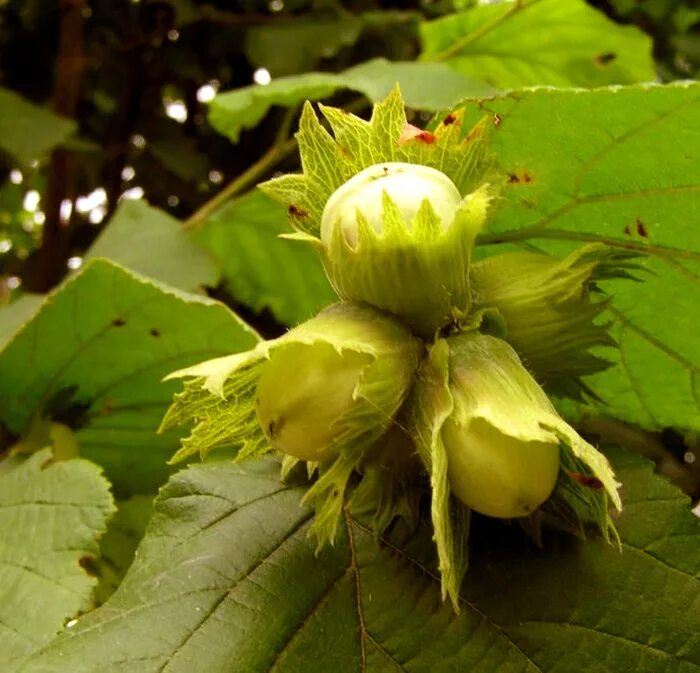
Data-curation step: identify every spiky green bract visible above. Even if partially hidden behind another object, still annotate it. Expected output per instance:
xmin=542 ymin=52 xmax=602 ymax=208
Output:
xmin=161 ymin=301 xmax=423 ymax=546
xmin=349 ymin=426 xmax=426 ymax=538
xmin=259 ymin=86 xmax=492 ymax=239
xmin=408 ymin=338 xmax=471 ymax=611
xmin=470 ymin=243 xmax=644 ymax=400
xmin=408 ymin=331 xmax=621 ymax=609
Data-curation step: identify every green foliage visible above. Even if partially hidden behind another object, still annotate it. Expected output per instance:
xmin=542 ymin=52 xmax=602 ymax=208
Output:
xmin=0 ymin=449 xmax=114 ymax=672
xmin=0 ymin=2 xmax=698 ymax=671
xmin=17 ymin=451 xmax=699 ymax=673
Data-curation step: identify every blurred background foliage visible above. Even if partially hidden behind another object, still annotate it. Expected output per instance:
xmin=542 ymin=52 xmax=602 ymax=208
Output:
xmin=0 ymin=0 xmax=697 ymax=318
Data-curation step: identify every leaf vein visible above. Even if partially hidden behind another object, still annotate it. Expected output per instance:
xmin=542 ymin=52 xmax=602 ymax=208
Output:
xmin=267 ymin=569 xmax=349 ymax=672
xmin=343 ymin=507 xmax=367 ymax=673
xmin=516 ymin=620 xmax=698 ymax=666
xmin=159 ymin=512 xmax=314 ymax=672
xmin=349 ymin=516 xmax=544 ymax=673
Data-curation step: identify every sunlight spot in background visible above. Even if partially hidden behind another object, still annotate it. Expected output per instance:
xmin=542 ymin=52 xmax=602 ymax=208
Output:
xmin=121 ymin=186 xmax=145 ymax=201
xmin=60 ymin=199 xmax=73 ymax=224
xmin=130 ymin=134 xmax=147 ymax=149
xmin=208 ymin=170 xmax=223 ymax=184
xmin=121 ymin=166 xmax=135 ymax=182
xmin=168 ymin=29 xmax=179 ymax=41
xmin=0 ymin=239 xmax=12 ymax=254
xmin=33 ymin=211 xmax=45 ymax=225
xmin=6 ymin=276 xmax=21 ymax=290
xmin=269 ymin=0 xmax=284 ymax=11
xmin=67 ymin=256 xmax=83 ymax=270
xmin=23 ymin=190 xmax=40 ymax=212
xmin=9 ymin=169 xmax=22 ymax=184
xmin=167 ymin=195 xmax=180 ymax=207
xmin=165 ymin=100 xmax=188 ymax=123
xmin=76 ymin=188 xmax=107 ymax=214
xmin=196 ymin=81 xmax=219 ymax=104
xmin=253 ymin=68 xmax=272 ymax=86
xmin=89 ymin=207 xmax=106 ymax=224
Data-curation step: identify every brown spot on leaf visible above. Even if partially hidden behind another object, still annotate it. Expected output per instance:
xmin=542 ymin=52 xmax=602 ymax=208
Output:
xmin=288 ymin=205 xmax=309 ymax=219
xmin=507 ymin=172 xmax=533 ymax=184
xmin=79 ymin=555 xmax=99 ymax=577
xmin=397 ymin=123 xmax=436 ymax=145
xmin=568 ymin=471 xmax=604 ymax=489
xmin=112 ymin=318 xmax=126 ymax=327
xmin=595 ymin=52 xmax=617 ymax=66
xmin=149 ymin=328 xmax=161 ymax=337
xmin=636 ymin=218 xmax=649 ymax=237
xmin=442 ymin=113 xmax=458 ymax=126
xmin=623 ymin=225 xmax=632 ymax=236
xmin=493 ymin=113 xmax=502 ymax=128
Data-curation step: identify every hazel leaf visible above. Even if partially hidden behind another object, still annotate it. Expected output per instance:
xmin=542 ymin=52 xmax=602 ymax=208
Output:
xmin=18 ymin=451 xmax=699 ymax=673
xmin=464 ymin=82 xmax=700 ymax=432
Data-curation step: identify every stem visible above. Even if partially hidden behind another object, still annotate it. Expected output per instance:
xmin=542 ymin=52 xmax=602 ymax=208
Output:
xmin=183 ymin=136 xmax=298 ymax=231
xmin=183 ymin=94 xmax=368 ymax=232
xmin=275 ymin=105 xmax=299 ymax=147
xmin=426 ymin=0 xmax=535 ymax=63
xmin=30 ymin=0 xmax=87 ymax=292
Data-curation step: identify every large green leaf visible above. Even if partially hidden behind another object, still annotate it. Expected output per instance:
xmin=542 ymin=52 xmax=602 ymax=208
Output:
xmin=0 ymin=259 xmax=258 ymax=495
xmin=0 ymin=449 xmax=114 ymax=673
xmin=194 ymin=191 xmax=335 ymax=326
xmin=0 ymin=87 xmax=77 ymax=165
xmin=461 ymin=82 xmax=700 ymax=433
xmin=85 ymin=200 xmax=219 ymax=293
xmin=210 ymin=58 xmax=496 ymax=143
xmin=19 ymin=450 xmax=699 ymax=673
xmin=420 ymin=0 xmax=655 ymax=88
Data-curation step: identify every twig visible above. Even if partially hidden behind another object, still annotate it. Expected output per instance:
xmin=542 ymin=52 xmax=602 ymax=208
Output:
xmin=183 ymin=136 xmax=298 ymax=231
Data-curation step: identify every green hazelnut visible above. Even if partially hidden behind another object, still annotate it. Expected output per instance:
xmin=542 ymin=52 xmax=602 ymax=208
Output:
xmin=256 ymin=342 xmax=371 ymax=462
